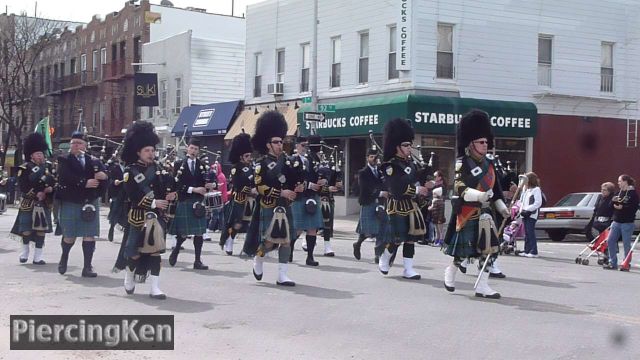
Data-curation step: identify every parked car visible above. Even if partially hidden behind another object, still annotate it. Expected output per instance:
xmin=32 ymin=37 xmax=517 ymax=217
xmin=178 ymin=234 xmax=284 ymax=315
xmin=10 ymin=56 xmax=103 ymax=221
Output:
xmin=535 ymin=192 xmax=640 ymax=241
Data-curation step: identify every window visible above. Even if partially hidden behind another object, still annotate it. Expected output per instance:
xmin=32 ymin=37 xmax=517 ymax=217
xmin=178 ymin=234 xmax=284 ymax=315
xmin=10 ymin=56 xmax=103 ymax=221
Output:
xmin=147 ymin=106 xmax=154 ymax=119
xmin=331 ymin=36 xmax=341 ymax=88
xmin=601 ymin=42 xmax=614 ymax=92
xmin=538 ymin=35 xmax=552 ymax=86
xmin=100 ymin=48 xmax=106 ymax=78
xmin=92 ymin=50 xmax=99 ymax=79
xmin=300 ymin=43 xmax=310 ymax=92
xmin=359 ymin=32 xmax=369 ymax=84
xmin=276 ymin=49 xmax=285 ymax=83
xmin=437 ymin=23 xmax=454 ymax=79
xmin=174 ymin=77 xmax=182 ymax=114
xmin=70 ymin=58 xmax=77 ymax=74
xmin=388 ymin=25 xmax=399 ymax=79
xmin=80 ymin=54 xmax=87 ymax=72
xmin=254 ymin=53 xmax=262 ymax=97
xmin=99 ymin=102 xmax=106 ymax=132
xmin=160 ymin=80 xmax=167 ymax=117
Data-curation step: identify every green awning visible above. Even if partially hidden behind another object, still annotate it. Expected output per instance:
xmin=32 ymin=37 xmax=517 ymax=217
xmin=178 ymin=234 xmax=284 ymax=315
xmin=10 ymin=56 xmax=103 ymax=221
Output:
xmin=298 ymin=94 xmax=537 ymax=138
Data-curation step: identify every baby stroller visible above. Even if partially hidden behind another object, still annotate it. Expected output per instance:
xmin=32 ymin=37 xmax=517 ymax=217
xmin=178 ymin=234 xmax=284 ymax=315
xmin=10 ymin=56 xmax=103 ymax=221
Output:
xmin=499 ymin=200 xmax=525 ymax=255
xmin=574 ymin=227 xmax=610 ymax=266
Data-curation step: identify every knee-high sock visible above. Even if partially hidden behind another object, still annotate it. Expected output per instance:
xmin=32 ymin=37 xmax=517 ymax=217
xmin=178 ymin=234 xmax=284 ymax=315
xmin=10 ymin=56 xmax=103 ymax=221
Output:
xmin=193 ymin=236 xmax=204 ymax=262
xmin=278 ymin=245 xmax=291 ymax=264
xmin=61 ymin=238 xmax=74 ymax=257
xmin=175 ymin=235 xmax=186 ymax=250
xmin=306 ymin=235 xmax=317 ymax=257
xmin=127 ymin=257 xmax=138 ymax=272
xmin=149 ymin=256 xmax=161 ymax=276
xmin=403 ymin=242 xmax=415 ymax=258
xmin=82 ymin=241 xmax=95 ymax=269
xmin=356 ymin=234 xmax=366 ymax=245
xmin=34 ymin=234 xmax=45 ymax=249
xmin=324 ymin=232 xmax=331 ymax=242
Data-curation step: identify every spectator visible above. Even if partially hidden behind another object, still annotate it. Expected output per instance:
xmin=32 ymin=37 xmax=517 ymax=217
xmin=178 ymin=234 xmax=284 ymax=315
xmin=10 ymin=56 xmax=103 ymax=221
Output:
xmin=604 ymin=174 xmax=639 ymax=271
xmin=517 ymin=172 xmax=543 ymax=258
xmin=589 ymin=182 xmax=615 ymax=239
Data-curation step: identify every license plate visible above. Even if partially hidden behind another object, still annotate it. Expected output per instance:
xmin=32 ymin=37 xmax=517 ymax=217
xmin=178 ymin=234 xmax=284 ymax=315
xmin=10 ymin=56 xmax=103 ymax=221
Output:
xmin=546 ymin=213 xmax=556 ymax=219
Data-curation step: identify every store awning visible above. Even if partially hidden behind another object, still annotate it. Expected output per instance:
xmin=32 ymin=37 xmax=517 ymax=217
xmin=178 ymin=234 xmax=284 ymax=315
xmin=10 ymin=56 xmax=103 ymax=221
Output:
xmin=171 ymin=100 xmax=240 ymax=137
xmin=298 ymin=94 xmax=538 ymax=138
xmin=224 ymin=104 xmax=298 ymax=140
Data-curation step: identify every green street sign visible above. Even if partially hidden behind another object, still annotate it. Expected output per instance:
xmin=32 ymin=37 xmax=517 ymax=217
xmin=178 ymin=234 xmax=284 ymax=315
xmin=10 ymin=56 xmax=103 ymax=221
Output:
xmin=302 ymin=96 xmax=312 ymax=104
xmin=318 ymin=104 xmax=336 ymax=113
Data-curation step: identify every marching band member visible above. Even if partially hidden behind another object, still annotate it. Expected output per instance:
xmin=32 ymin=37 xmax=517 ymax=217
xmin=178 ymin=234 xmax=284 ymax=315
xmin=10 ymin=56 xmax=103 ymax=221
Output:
xmin=168 ymin=138 xmax=216 ymax=270
xmin=443 ymin=110 xmax=510 ymax=299
xmin=107 ymin=159 xmax=126 ymax=242
xmin=120 ymin=121 xmax=173 ymax=299
xmin=56 ymin=131 xmax=108 ymax=278
xmin=378 ymin=119 xmax=429 ymax=280
xmin=11 ymin=133 xmax=55 ymax=264
xmin=220 ymin=133 xmax=256 ymax=255
xmin=317 ymin=147 xmax=342 ymax=257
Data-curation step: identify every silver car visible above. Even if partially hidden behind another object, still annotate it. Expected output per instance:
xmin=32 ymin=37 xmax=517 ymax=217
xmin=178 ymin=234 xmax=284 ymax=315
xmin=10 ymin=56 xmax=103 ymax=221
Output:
xmin=535 ymin=192 xmax=640 ymax=241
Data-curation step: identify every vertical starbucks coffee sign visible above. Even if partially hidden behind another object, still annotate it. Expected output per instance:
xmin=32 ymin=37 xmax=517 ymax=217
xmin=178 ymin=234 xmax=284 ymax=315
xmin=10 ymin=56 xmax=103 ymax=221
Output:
xmin=397 ymin=0 xmax=412 ymax=70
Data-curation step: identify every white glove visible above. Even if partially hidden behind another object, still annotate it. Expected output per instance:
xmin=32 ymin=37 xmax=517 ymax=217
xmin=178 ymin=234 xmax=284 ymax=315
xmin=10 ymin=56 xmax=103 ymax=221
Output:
xmin=494 ymin=199 xmax=510 ymax=218
xmin=463 ymin=188 xmax=490 ymax=203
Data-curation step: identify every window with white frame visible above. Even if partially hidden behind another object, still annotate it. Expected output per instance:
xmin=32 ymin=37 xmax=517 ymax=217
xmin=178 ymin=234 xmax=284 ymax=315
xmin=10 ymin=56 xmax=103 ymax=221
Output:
xmin=276 ymin=49 xmax=285 ymax=83
xmin=538 ymin=35 xmax=552 ymax=86
xmin=388 ymin=25 xmax=399 ymax=80
xmin=80 ymin=54 xmax=87 ymax=72
xmin=601 ymin=42 xmax=614 ymax=92
xmin=359 ymin=32 xmax=369 ymax=84
xmin=331 ymin=36 xmax=341 ymax=88
xmin=437 ymin=23 xmax=454 ymax=79
xmin=300 ymin=43 xmax=310 ymax=92
xmin=100 ymin=47 xmax=106 ymax=79
xmin=254 ymin=53 xmax=262 ymax=97
xmin=175 ymin=77 xmax=182 ymax=114
xmin=92 ymin=50 xmax=98 ymax=79
xmin=160 ymin=80 xmax=167 ymax=117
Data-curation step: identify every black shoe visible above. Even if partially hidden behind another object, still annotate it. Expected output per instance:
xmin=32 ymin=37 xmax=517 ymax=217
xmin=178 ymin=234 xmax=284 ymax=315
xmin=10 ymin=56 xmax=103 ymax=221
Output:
xmin=253 ymin=269 xmax=263 ymax=281
xmin=444 ymin=283 xmax=455 ymax=292
xmin=203 ymin=237 xmax=212 ymax=242
xmin=108 ymin=227 xmax=114 ymax=242
xmin=125 ymin=287 xmax=135 ymax=295
xmin=619 ymin=266 xmax=630 ymax=272
xmin=58 ymin=254 xmax=68 ymax=275
xmin=81 ymin=267 xmax=97 ymax=278
xmin=458 ymin=264 xmax=467 ymax=274
xmin=603 ymin=264 xmax=618 ymax=270
xmin=168 ymin=248 xmax=179 ymax=266
xmin=489 ymin=272 xmax=506 ymax=279
xmin=225 ymin=251 xmax=233 ymax=256
xmin=417 ymin=240 xmax=429 ymax=245
xmin=324 ymin=252 xmax=335 ymax=257
xmin=33 ymin=260 xmax=46 ymax=265
xmin=353 ymin=242 xmax=361 ymax=260
xmin=475 ymin=292 xmax=501 ymax=299
xmin=306 ymin=257 xmax=319 ymax=266
xmin=193 ymin=261 xmax=209 ymax=270
xmin=276 ymin=280 xmax=295 ymax=287
xmin=19 ymin=257 xmax=28 ymax=264
xmin=149 ymin=293 xmax=167 ymax=300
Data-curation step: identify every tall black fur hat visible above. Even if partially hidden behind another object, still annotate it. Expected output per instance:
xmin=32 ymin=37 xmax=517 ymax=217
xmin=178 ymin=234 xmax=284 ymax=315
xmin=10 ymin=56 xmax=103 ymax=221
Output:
xmin=23 ymin=133 xmax=49 ymax=161
xmin=307 ymin=135 xmax=322 ymax=152
xmin=456 ymin=109 xmax=494 ymax=156
xmin=383 ymin=118 xmax=414 ymax=161
xmin=121 ymin=121 xmax=160 ymax=165
xmin=228 ymin=133 xmax=253 ymax=164
xmin=251 ymin=110 xmax=287 ymax=155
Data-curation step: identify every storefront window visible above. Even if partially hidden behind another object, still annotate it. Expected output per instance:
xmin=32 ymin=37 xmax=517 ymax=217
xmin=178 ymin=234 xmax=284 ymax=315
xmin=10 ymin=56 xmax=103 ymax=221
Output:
xmin=322 ymin=138 xmax=347 ymax=196
xmin=494 ymin=138 xmax=526 ymax=175
xmin=422 ymin=135 xmax=455 ymax=194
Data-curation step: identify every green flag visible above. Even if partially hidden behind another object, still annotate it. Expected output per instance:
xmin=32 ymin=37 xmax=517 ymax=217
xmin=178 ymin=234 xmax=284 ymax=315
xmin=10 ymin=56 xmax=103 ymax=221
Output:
xmin=34 ymin=116 xmax=53 ymax=157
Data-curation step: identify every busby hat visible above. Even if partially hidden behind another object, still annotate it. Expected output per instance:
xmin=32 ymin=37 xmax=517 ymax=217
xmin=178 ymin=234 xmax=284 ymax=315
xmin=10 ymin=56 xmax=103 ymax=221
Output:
xmin=228 ymin=133 xmax=253 ymax=164
xmin=251 ymin=110 xmax=288 ymax=155
xmin=121 ymin=121 xmax=160 ymax=165
xmin=456 ymin=109 xmax=494 ymax=156
xmin=296 ymin=136 xmax=308 ymax=143
xmin=23 ymin=133 xmax=49 ymax=161
xmin=307 ymin=135 xmax=322 ymax=151
xmin=383 ymin=118 xmax=414 ymax=161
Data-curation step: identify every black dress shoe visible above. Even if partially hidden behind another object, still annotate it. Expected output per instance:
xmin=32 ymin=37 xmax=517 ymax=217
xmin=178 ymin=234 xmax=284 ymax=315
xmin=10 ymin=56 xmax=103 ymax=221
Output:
xmin=225 ymin=251 xmax=233 ymax=256
xmin=149 ymin=293 xmax=167 ymax=300
xmin=19 ymin=257 xmax=28 ymax=264
xmin=33 ymin=260 xmax=46 ymax=265
xmin=125 ymin=287 xmax=135 ymax=295
xmin=458 ymin=264 xmax=467 ymax=274
xmin=193 ymin=261 xmax=209 ymax=270
xmin=475 ymin=292 xmax=501 ymax=299
xmin=81 ymin=267 xmax=98 ymax=278
xmin=58 ymin=255 xmax=68 ymax=275
xmin=168 ymin=249 xmax=179 ymax=266
xmin=276 ymin=280 xmax=295 ymax=287
xmin=444 ymin=283 xmax=455 ymax=292
xmin=324 ymin=252 xmax=335 ymax=257
xmin=253 ymin=269 xmax=263 ymax=281
xmin=489 ymin=272 xmax=506 ymax=279
xmin=417 ymin=240 xmax=429 ymax=245
xmin=306 ymin=257 xmax=319 ymax=266
xmin=603 ymin=264 xmax=618 ymax=270
xmin=353 ymin=242 xmax=361 ymax=260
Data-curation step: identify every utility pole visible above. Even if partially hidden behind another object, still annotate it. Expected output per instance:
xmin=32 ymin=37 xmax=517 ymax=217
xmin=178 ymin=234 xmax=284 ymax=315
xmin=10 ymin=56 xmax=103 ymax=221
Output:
xmin=311 ymin=0 xmax=318 ymax=113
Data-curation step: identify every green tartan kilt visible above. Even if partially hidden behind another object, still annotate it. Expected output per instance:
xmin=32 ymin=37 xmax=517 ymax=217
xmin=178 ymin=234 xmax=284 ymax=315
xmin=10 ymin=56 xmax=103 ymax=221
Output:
xmin=168 ymin=198 xmax=207 ymax=236
xmin=59 ymin=200 xmax=100 ymax=238
xmin=107 ymin=198 xmax=128 ymax=227
xmin=260 ymin=206 xmax=294 ymax=244
xmin=292 ymin=195 xmax=324 ymax=232
xmin=11 ymin=207 xmax=53 ymax=235
xmin=356 ymin=203 xmax=381 ymax=236
xmin=225 ymin=200 xmax=249 ymax=231
xmin=386 ymin=211 xmax=424 ymax=244
xmin=444 ymin=218 xmax=480 ymax=259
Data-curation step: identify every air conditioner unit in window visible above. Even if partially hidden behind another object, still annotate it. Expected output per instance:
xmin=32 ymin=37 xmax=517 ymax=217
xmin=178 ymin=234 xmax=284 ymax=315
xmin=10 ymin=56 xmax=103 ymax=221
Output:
xmin=267 ymin=82 xmax=284 ymax=95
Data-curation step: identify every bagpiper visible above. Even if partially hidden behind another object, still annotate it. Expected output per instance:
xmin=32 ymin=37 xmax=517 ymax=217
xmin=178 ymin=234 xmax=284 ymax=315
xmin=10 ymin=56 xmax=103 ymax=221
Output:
xmin=378 ymin=118 xmax=430 ymax=280
xmin=316 ymin=145 xmax=342 ymax=257
xmin=443 ymin=110 xmax=510 ymax=299
xmin=107 ymin=158 xmax=127 ymax=242
xmin=56 ymin=131 xmax=108 ymax=277
xmin=11 ymin=133 xmax=55 ymax=264
xmin=120 ymin=121 xmax=173 ymax=299
xmin=220 ymin=132 xmax=256 ymax=255
xmin=168 ymin=138 xmax=216 ymax=270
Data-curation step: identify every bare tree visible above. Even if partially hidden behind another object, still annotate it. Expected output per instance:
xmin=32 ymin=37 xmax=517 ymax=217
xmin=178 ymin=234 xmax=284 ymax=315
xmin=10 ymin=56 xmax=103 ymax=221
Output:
xmin=0 ymin=13 xmax=60 ymax=167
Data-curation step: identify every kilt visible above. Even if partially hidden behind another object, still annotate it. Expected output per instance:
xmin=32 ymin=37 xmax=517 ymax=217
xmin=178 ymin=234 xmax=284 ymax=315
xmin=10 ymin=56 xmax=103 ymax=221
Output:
xmin=386 ymin=211 xmax=424 ymax=244
xmin=356 ymin=203 xmax=381 ymax=236
xmin=291 ymin=195 xmax=324 ymax=232
xmin=59 ymin=200 xmax=100 ymax=238
xmin=225 ymin=200 xmax=249 ymax=232
xmin=444 ymin=218 xmax=480 ymax=259
xmin=107 ymin=197 xmax=128 ymax=227
xmin=11 ymin=207 xmax=53 ymax=235
xmin=124 ymin=220 xmax=167 ymax=258
xmin=260 ymin=206 xmax=294 ymax=243
xmin=168 ymin=198 xmax=207 ymax=236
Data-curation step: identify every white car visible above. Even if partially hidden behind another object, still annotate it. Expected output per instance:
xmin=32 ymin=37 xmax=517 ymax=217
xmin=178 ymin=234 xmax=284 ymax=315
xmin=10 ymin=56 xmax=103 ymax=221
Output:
xmin=535 ymin=192 xmax=640 ymax=241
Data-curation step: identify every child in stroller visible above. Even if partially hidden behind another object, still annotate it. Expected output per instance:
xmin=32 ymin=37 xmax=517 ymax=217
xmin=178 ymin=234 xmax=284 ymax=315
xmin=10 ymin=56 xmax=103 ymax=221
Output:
xmin=500 ymin=200 xmax=525 ymax=255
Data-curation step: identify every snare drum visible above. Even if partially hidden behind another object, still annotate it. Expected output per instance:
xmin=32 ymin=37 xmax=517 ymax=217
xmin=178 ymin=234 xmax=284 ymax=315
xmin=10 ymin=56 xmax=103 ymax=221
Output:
xmin=204 ymin=191 xmax=223 ymax=212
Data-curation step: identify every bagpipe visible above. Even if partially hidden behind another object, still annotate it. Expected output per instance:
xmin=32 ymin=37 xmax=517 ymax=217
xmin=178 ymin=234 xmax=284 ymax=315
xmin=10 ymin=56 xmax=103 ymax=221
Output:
xmin=368 ymin=131 xmax=388 ymax=220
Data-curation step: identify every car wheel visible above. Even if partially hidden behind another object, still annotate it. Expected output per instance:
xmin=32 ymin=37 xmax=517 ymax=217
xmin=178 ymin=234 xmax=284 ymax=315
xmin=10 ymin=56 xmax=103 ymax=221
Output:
xmin=547 ymin=230 xmax=567 ymax=242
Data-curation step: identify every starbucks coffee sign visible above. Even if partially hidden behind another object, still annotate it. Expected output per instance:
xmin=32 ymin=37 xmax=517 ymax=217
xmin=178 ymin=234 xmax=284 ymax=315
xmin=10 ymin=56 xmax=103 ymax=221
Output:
xmin=397 ymin=0 xmax=412 ymax=70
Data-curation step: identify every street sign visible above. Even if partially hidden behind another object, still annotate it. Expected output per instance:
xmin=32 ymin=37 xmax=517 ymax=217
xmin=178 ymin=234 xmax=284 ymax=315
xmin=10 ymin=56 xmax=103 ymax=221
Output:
xmin=318 ymin=104 xmax=336 ymax=113
xmin=304 ymin=112 xmax=325 ymax=121
xmin=302 ymin=96 xmax=313 ymax=104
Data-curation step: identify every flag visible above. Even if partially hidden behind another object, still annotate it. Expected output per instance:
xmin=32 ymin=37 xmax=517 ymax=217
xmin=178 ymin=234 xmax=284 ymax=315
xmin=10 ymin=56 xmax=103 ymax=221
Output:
xmin=34 ymin=116 xmax=53 ymax=157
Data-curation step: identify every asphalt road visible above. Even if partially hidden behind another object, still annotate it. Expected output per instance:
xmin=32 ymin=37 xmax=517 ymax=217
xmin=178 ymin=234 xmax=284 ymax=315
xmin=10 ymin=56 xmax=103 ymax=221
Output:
xmin=0 ymin=207 xmax=638 ymax=359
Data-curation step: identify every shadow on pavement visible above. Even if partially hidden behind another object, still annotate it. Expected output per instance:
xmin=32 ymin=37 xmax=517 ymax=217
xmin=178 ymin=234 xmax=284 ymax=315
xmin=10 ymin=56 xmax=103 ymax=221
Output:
xmin=106 ymin=293 xmax=215 ymax=313
xmin=469 ymin=295 xmax=592 ymax=315
xmin=492 ymin=276 xmax=576 ymax=289
xmin=178 ymin=267 xmax=248 ymax=279
xmin=255 ymin=282 xmax=356 ymax=300
xmin=0 ymin=247 xmax=13 ymax=254
xmin=63 ymin=273 xmax=123 ymax=288
xmin=294 ymin=263 xmax=370 ymax=274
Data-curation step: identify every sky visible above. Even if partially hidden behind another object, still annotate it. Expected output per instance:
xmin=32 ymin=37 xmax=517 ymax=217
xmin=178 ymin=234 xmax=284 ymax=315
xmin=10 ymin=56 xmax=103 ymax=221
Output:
xmin=1 ymin=0 xmax=266 ymax=22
